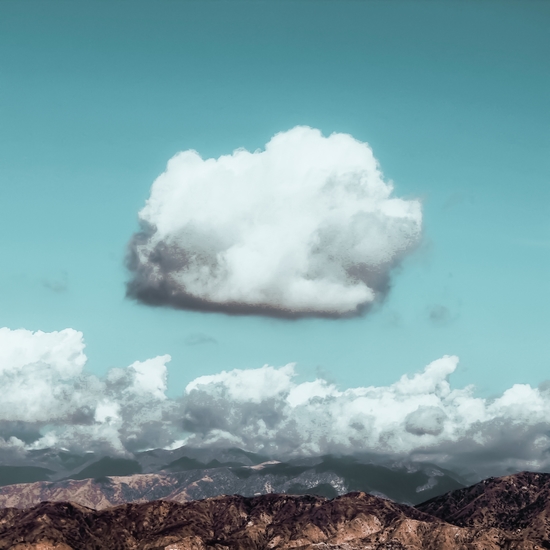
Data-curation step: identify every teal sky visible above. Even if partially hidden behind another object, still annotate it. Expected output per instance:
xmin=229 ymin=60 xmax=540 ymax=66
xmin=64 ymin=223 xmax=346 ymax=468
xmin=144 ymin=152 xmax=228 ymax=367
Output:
xmin=1 ymin=0 xmax=549 ymax=398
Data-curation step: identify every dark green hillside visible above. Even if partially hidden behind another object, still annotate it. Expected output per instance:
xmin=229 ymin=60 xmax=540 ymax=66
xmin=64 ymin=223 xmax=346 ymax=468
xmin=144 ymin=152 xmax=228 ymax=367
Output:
xmin=69 ymin=457 xmax=142 ymax=480
xmin=0 ymin=466 xmax=53 ymax=487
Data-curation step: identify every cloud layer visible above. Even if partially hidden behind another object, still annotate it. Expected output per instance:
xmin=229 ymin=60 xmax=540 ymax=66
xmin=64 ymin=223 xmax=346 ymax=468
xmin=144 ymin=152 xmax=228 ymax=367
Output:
xmin=2 ymin=327 xmax=550 ymax=479
xmin=181 ymin=358 xmax=550 ymax=478
xmin=126 ymin=126 xmax=422 ymax=318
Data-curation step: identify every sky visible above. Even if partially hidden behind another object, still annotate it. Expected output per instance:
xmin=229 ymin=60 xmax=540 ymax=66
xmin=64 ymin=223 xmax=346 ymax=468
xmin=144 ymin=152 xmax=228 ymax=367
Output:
xmin=0 ymin=0 xmax=549 ymax=476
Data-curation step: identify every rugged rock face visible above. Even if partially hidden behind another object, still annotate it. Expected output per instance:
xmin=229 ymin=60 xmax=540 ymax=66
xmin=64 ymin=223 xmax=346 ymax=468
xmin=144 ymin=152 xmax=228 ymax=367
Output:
xmin=3 ymin=468 xmax=550 ymax=548
xmin=417 ymin=471 xmax=550 ymax=546
xmin=0 ymin=492 xmax=506 ymax=550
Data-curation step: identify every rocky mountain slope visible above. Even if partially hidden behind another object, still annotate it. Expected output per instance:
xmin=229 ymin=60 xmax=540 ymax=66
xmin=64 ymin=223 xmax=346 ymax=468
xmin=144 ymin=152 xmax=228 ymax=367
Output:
xmin=0 ymin=447 xmax=466 ymax=508
xmin=417 ymin=471 xmax=550 ymax=544
xmin=2 ymin=472 xmax=550 ymax=548
xmin=0 ymin=491 xmax=508 ymax=550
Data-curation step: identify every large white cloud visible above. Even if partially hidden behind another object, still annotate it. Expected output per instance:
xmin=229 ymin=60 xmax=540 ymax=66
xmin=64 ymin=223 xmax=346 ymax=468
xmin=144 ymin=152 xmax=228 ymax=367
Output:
xmin=2 ymin=327 xmax=550 ymax=478
xmin=126 ymin=126 xmax=422 ymax=317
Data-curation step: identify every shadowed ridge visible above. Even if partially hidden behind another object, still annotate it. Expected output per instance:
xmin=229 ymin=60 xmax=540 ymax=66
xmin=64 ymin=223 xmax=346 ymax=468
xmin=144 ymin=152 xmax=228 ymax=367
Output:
xmin=68 ymin=457 xmax=142 ymax=480
xmin=0 ymin=492 xmax=508 ymax=549
xmin=417 ymin=471 xmax=550 ymax=544
xmin=0 ymin=465 xmax=54 ymax=487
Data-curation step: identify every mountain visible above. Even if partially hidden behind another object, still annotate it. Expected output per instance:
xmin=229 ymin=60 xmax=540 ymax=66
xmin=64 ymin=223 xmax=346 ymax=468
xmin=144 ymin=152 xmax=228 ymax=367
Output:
xmin=0 ymin=492 xmax=507 ymax=550
xmin=0 ymin=465 xmax=53 ymax=486
xmin=3 ymin=472 xmax=550 ymax=548
xmin=67 ymin=456 xmax=143 ymax=480
xmin=416 ymin=471 xmax=550 ymax=544
xmin=0 ymin=447 xmax=467 ymax=508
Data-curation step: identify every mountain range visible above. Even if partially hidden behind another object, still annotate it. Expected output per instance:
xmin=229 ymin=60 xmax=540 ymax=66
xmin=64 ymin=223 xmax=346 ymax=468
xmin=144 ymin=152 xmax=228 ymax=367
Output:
xmin=0 ymin=446 xmax=467 ymax=509
xmin=2 ymin=472 xmax=550 ymax=549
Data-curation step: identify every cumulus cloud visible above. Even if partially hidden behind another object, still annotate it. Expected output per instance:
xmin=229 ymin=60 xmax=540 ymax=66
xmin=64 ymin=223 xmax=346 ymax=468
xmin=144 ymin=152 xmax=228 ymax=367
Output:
xmin=126 ymin=126 xmax=422 ymax=318
xmin=3 ymin=326 xmax=550 ymax=478
xmin=0 ymin=328 xmax=176 ymax=456
xmin=0 ymin=327 xmax=86 ymax=423
xmin=181 ymin=357 xmax=550 ymax=477
xmin=405 ymin=406 xmax=447 ymax=436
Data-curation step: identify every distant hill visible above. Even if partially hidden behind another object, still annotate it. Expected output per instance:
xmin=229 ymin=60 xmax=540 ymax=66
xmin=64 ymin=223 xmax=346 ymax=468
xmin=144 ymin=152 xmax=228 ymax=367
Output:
xmin=68 ymin=456 xmax=142 ymax=480
xmin=0 ymin=466 xmax=53 ymax=487
xmin=0 ymin=447 xmax=466 ymax=508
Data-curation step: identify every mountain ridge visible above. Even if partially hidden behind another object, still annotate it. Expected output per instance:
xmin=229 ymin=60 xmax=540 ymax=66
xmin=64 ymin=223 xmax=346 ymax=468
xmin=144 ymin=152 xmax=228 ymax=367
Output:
xmin=0 ymin=491 xmax=504 ymax=549
xmin=2 ymin=471 xmax=550 ymax=547
xmin=0 ymin=447 xmax=467 ymax=508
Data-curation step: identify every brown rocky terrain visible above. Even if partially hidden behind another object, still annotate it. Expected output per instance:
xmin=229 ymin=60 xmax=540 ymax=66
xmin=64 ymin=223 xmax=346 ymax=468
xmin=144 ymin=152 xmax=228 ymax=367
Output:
xmin=416 ymin=471 xmax=550 ymax=546
xmin=0 ymin=473 xmax=189 ymax=511
xmin=0 ymin=492 xmax=505 ymax=550
xmin=1 ymin=471 xmax=549 ymax=548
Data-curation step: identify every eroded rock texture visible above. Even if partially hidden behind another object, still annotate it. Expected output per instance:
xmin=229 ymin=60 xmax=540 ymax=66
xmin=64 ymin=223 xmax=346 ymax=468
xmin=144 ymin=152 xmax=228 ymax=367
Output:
xmin=0 ymin=493 xmax=522 ymax=549
xmin=1 ymin=472 xmax=550 ymax=549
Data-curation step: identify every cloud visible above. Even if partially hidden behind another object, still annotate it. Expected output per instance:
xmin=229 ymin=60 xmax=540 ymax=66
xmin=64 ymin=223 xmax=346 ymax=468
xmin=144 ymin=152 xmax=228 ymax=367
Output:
xmin=3 ymin=326 xmax=550 ymax=478
xmin=0 ymin=328 xmax=176 ymax=456
xmin=0 ymin=327 xmax=86 ymax=423
xmin=42 ymin=272 xmax=68 ymax=293
xmin=184 ymin=333 xmax=218 ymax=346
xmin=126 ymin=126 xmax=422 ymax=318
xmin=405 ymin=406 xmax=447 ymax=436
xmin=181 ymin=357 xmax=550 ymax=478
xmin=427 ymin=305 xmax=454 ymax=326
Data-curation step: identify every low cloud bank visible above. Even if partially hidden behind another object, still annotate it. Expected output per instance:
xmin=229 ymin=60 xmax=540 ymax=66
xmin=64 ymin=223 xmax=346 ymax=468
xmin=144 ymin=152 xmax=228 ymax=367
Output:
xmin=2 ymin=327 xmax=550 ymax=478
xmin=182 ymin=359 xmax=550 ymax=478
xmin=126 ymin=126 xmax=422 ymax=318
